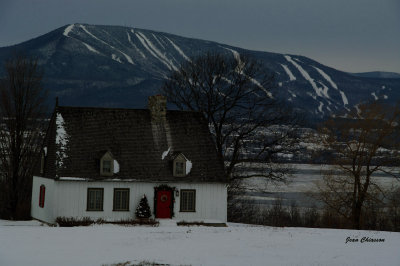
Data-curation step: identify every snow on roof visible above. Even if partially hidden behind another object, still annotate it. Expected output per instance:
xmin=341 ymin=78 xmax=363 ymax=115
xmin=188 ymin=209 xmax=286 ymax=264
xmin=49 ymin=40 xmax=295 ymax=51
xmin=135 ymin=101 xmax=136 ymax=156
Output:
xmin=47 ymin=106 xmax=226 ymax=182
xmin=59 ymin=177 xmax=88 ymax=181
xmin=161 ymin=147 xmax=171 ymax=160
xmin=55 ymin=112 xmax=69 ymax=168
xmin=113 ymin=159 xmax=120 ymax=174
xmin=186 ymin=159 xmax=193 ymax=175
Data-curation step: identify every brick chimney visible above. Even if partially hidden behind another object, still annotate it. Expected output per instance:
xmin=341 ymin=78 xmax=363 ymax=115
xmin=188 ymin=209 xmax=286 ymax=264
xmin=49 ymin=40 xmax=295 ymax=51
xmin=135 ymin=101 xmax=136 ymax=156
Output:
xmin=148 ymin=95 xmax=167 ymax=123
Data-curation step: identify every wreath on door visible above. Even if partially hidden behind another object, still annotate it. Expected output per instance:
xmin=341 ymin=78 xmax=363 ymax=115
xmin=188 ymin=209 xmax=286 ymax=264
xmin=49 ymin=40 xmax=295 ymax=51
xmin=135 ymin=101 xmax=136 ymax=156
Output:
xmin=160 ymin=194 xmax=168 ymax=202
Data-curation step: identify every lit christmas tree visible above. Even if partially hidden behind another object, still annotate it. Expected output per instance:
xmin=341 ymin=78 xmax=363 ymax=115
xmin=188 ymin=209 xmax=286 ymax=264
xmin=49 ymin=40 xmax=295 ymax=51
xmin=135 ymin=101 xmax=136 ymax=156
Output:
xmin=135 ymin=194 xmax=151 ymax=219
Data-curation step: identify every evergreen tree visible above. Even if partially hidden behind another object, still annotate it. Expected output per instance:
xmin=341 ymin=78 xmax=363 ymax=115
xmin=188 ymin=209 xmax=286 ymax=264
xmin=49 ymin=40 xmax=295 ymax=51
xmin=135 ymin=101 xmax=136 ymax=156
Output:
xmin=135 ymin=194 xmax=151 ymax=218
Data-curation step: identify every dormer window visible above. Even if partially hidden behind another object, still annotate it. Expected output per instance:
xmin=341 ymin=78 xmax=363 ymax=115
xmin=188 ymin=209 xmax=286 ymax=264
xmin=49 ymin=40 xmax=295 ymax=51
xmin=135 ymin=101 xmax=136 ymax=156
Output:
xmin=100 ymin=151 xmax=114 ymax=176
xmin=175 ymin=161 xmax=184 ymax=175
xmin=173 ymin=153 xmax=192 ymax=177
xmin=102 ymin=160 xmax=111 ymax=173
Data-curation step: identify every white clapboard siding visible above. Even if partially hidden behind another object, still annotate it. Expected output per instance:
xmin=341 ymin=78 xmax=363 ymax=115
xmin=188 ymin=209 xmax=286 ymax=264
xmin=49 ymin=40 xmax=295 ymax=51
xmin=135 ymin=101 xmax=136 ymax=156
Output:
xmin=31 ymin=176 xmax=227 ymax=224
xmin=31 ymin=176 xmax=56 ymax=223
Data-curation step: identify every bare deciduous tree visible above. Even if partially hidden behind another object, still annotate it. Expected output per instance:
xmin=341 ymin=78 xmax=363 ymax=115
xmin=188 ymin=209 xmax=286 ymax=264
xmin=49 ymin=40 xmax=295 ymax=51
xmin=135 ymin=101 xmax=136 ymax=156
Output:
xmin=0 ymin=54 xmax=48 ymax=219
xmin=161 ymin=52 xmax=300 ymax=183
xmin=315 ymin=102 xmax=400 ymax=229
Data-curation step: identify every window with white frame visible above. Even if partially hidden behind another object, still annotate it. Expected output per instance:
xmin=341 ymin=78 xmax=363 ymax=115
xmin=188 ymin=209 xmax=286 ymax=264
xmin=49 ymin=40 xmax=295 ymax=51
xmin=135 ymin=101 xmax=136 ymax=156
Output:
xmin=87 ymin=188 xmax=104 ymax=211
xmin=180 ymin=189 xmax=196 ymax=212
xmin=173 ymin=153 xmax=189 ymax=177
xmin=175 ymin=161 xmax=184 ymax=175
xmin=100 ymin=151 xmax=114 ymax=176
xmin=102 ymin=160 xmax=111 ymax=174
xmin=113 ymin=188 xmax=129 ymax=211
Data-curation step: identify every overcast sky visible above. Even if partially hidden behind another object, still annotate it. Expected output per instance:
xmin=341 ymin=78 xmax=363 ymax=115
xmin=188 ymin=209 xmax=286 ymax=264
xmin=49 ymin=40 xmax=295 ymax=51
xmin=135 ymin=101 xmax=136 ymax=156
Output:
xmin=1 ymin=0 xmax=399 ymax=73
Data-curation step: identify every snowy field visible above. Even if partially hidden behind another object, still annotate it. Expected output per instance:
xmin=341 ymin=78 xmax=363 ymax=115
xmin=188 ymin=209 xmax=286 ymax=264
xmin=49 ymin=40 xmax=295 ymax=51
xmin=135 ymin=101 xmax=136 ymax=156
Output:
xmin=1 ymin=219 xmax=399 ymax=266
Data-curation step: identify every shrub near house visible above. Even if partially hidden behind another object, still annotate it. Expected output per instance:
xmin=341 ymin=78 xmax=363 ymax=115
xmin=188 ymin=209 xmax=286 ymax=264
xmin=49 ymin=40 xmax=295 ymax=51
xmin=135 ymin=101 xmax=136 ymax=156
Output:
xmin=31 ymin=95 xmax=227 ymax=224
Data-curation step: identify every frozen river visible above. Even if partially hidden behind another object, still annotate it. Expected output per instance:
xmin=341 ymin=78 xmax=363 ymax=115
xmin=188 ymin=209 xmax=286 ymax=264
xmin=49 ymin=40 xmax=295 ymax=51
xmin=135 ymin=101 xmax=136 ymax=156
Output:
xmin=240 ymin=164 xmax=400 ymax=208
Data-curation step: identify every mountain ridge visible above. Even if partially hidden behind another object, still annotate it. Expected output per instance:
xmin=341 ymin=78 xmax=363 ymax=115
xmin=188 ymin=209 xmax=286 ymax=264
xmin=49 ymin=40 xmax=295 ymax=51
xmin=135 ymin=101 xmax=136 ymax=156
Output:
xmin=350 ymin=71 xmax=400 ymax=79
xmin=0 ymin=23 xmax=399 ymax=121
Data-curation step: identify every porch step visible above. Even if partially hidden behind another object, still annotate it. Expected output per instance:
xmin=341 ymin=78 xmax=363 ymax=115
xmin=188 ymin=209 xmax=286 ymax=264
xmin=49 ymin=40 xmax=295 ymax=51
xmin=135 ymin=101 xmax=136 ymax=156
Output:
xmin=157 ymin=219 xmax=177 ymax=227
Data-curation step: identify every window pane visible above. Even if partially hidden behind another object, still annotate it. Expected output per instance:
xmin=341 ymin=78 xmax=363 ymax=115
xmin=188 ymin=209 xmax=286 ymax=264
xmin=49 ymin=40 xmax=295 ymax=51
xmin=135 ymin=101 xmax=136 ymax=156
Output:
xmin=180 ymin=190 xmax=195 ymax=212
xmin=113 ymin=189 xmax=129 ymax=211
xmin=121 ymin=191 xmax=128 ymax=210
xmin=89 ymin=191 xmax=95 ymax=210
xmin=95 ymin=191 xmax=101 ymax=209
xmin=176 ymin=162 xmax=184 ymax=175
xmin=103 ymin=160 xmax=111 ymax=173
xmin=115 ymin=192 xmax=121 ymax=208
xmin=88 ymin=189 xmax=103 ymax=211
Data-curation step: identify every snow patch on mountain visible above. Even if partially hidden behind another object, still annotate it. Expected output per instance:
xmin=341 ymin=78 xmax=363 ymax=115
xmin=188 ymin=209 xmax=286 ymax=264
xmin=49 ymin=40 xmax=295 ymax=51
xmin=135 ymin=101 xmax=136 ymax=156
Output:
xmin=118 ymin=51 xmax=134 ymax=65
xmin=318 ymin=102 xmax=324 ymax=113
xmin=251 ymin=78 xmax=273 ymax=98
xmin=318 ymin=82 xmax=329 ymax=99
xmin=288 ymin=90 xmax=297 ymax=98
xmin=63 ymin=24 xmax=74 ymax=37
xmin=313 ymin=66 xmax=338 ymax=90
xmin=152 ymin=34 xmax=166 ymax=50
xmin=81 ymin=41 xmax=100 ymax=54
xmin=223 ymin=46 xmax=241 ymax=62
xmin=223 ymin=47 xmax=272 ymax=98
xmin=135 ymin=32 xmax=177 ymax=71
xmin=355 ymin=104 xmax=361 ymax=116
xmin=312 ymin=65 xmax=349 ymax=107
xmin=112 ymin=54 xmax=122 ymax=63
xmin=284 ymin=55 xmax=329 ymax=99
xmin=79 ymin=25 xmax=134 ymax=65
xmin=307 ymin=92 xmax=317 ymax=100
xmin=127 ymin=32 xmax=146 ymax=59
xmin=165 ymin=37 xmax=191 ymax=62
xmin=137 ymin=32 xmax=178 ymax=71
xmin=280 ymin=64 xmax=296 ymax=81
xmin=339 ymin=91 xmax=349 ymax=105
xmin=135 ymin=32 xmax=168 ymax=67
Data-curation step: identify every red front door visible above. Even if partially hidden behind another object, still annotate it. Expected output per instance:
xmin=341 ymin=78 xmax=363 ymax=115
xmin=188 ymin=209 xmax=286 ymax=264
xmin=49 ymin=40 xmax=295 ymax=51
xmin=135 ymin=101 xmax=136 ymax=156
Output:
xmin=156 ymin=190 xmax=172 ymax=218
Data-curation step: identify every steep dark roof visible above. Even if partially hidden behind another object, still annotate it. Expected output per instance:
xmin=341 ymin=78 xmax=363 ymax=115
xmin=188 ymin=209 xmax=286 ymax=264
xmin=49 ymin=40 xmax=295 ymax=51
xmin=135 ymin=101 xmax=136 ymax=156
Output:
xmin=42 ymin=106 xmax=227 ymax=183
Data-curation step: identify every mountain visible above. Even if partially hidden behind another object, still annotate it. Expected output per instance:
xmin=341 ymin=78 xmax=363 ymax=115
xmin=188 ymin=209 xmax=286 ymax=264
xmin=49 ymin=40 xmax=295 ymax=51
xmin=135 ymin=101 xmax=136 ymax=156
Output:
xmin=350 ymin=71 xmax=400 ymax=79
xmin=0 ymin=23 xmax=399 ymax=122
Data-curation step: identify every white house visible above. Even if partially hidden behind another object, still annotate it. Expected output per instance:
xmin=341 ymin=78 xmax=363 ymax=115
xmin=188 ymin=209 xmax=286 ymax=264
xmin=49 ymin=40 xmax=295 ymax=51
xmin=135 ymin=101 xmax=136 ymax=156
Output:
xmin=31 ymin=95 xmax=227 ymax=224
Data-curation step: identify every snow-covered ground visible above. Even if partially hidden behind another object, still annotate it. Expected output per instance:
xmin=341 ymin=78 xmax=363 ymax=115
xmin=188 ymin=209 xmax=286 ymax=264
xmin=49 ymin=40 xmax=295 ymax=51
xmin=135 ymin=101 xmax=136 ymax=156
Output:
xmin=1 ymin=219 xmax=399 ymax=266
